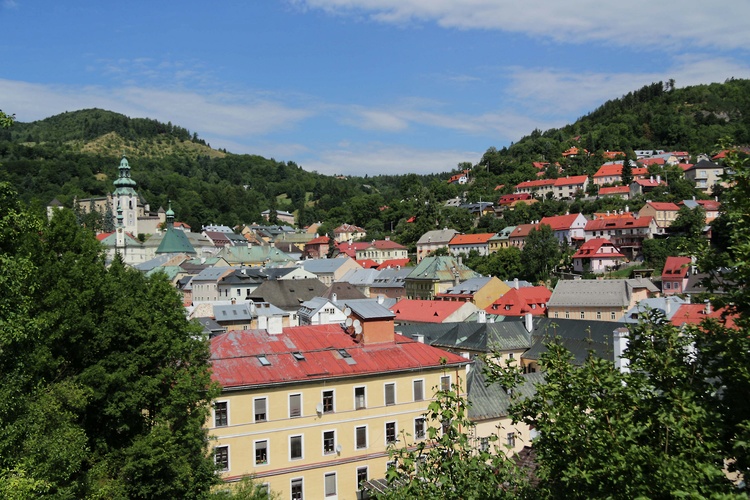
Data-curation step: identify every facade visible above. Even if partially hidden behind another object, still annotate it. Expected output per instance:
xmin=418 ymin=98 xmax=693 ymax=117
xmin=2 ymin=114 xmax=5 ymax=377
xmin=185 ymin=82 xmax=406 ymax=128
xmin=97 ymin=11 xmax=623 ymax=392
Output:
xmin=638 ymin=202 xmax=680 ymax=234
xmin=404 ymin=256 xmax=480 ymax=300
xmin=583 ymin=214 xmax=656 ymax=260
xmin=333 ymin=223 xmax=367 ymax=243
xmin=661 ymin=256 xmax=692 ymax=295
xmin=684 ymin=160 xmax=724 ymax=194
xmin=434 ymin=276 xmax=510 ymax=310
xmin=416 ymin=229 xmax=459 ymax=263
xmin=208 ymin=317 xmax=469 ymax=500
xmin=539 ymin=213 xmax=588 ymax=246
xmin=447 ymin=233 xmax=496 ymax=257
xmin=571 ymin=238 xmax=626 ymax=274
xmin=354 ymin=239 xmax=408 ymax=265
xmin=547 ymin=278 xmax=659 ymax=322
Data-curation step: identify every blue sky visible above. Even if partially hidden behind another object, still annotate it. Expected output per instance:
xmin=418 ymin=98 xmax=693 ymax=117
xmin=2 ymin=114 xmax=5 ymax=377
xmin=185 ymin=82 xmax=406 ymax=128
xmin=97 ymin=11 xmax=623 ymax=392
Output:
xmin=2 ymin=1 xmax=749 ymax=176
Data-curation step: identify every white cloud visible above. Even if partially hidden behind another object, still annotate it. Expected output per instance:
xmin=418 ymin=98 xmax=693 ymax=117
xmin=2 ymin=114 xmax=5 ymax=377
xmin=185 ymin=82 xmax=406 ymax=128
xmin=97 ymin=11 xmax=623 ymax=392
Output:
xmin=300 ymin=142 xmax=480 ymax=176
xmin=0 ymin=79 xmax=315 ymax=137
xmin=503 ymin=55 xmax=750 ymax=120
xmin=294 ymin=0 xmax=750 ymax=50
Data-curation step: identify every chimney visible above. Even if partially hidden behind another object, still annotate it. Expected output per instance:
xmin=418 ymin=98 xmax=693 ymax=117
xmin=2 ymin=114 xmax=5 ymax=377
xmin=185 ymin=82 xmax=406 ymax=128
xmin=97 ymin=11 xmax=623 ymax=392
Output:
xmin=477 ymin=310 xmax=487 ymax=323
xmin=332 ymin=293 xmax=337 ymax=303
xmin=524 ymin=313 xmax=533 ymax=333
xmin=656 ymin=175 xmax=661 ymax=184
xmin=613 ymin=327 xmax=630 ymax=373
xmin=267 ymin=316 xmax=283 ymax=335
xmin=488 ymin=316 xmax=495 ymax=323
xmin=665 ymin=298 xmax=671 ymax=315
xmin=414 ymin=333 xmax=425 ymax=344
xmin=704 ymin=299 xmax=711 ymax=315
xmin=514 ymin=278 xmax=519 ymax=290
xmin=377 ymin=295 xmax=384 ymax=304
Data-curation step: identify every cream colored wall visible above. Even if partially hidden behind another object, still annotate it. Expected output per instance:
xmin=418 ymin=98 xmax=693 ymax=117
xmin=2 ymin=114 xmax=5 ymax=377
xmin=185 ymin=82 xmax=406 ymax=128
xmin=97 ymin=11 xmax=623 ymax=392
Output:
xmin=473 ymin=416 xmax=533 ymax=457
xmin=548 ymin=305 xmax=625 ymax=322
xmin=210 ymin=367 xmax=467 ymax=499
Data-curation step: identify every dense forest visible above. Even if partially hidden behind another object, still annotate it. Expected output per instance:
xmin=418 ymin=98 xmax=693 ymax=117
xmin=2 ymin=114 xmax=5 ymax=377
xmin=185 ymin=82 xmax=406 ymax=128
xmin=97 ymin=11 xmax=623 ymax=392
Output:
xmin=2 ymin=79 xmax=749 ymax=245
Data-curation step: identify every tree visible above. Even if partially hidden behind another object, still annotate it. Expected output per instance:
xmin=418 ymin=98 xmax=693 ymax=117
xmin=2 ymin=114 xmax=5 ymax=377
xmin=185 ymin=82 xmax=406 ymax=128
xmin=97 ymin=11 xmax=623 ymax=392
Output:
xmin=621 ymin=155 xmax=634 ymax=186
xmin=0 ymin=186 xmax=220 ymax=497
xmin=376 ymin=377 xmax=530 ymax=499
xmin=521 ymin=224 xmax=560 ymax=282
xmin=489 ymin=311 xmax=732 ymax=498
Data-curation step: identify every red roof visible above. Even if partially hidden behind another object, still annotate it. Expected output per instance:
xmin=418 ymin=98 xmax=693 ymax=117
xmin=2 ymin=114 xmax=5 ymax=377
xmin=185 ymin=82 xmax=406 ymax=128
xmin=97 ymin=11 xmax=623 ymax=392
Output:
xmin=540 ymin=213 xmax=582 ymax=231
xmin=174 ymin=221 xmax=191 ymax=230
xmin=337 ymin=241 xmax=370 ymax=258
xmin=376 ymin=258 xmax=410 ymax=270
xmin=602 ymin=151 xmax=624 ymax=159
xmin=572 ymin=238 xmax=625 ymax=259
xmin=366 ymin=239 xmax=407 ymax=250
xmin=516 ymin=179 xmax=556 ymax=189
xmin=449 ymin=233 xmax=495 ymax=246
xmin=306 ymin=235 xmax=330 ymax=245
xmin=646 ymin=201 xmax=680 ymax=211
xmin=510 ymin=223 xmax=539 ymax=239
xmin=632 ymin=178 xmax=666 ymax=187
xmin=498 ymin=193 xmax=532 ymax=205
xmin=661 ymin=256 xmax=691 ymax=278
xmin=670 ymin=304 xmax=736 ymax=329
xmin=210 ymin=324 xmax=467 ymax=389
xmin=485 ymin=286 xmax=551 ymax=316
xmin=640 ymin=158 xmax=665 ymax=166
xmin=598 ymin=186 xmax=630 ymax=195
xmin=532 ymin=162 xmax=549 ymax=170
xmin=695 ymin=199 xmax=721 ymax=211
xmin=585 ymin=215 xmax=654 ymax=231
xmin=355 ymin=259 xmax=380 ymax=269
xmin=390 ymin=300 xmax=467 ymax=323
xmin=334 ymin=223 xmax=365 ymax=234
xmin=96 ymin=232 xmax=113 ymax=241
xmin=554 ymin=175 xmax=588 ymax=186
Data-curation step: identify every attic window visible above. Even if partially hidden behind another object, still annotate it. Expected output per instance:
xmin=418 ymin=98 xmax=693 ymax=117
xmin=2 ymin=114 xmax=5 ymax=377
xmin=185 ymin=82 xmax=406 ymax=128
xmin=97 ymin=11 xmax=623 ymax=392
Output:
xmin=257 ymin=355 xmax=271 ymax=366
xmin=338 ymin=349 xmax=351 ymax=359
xmin=292 ymin=352 xmax=305 ymax=361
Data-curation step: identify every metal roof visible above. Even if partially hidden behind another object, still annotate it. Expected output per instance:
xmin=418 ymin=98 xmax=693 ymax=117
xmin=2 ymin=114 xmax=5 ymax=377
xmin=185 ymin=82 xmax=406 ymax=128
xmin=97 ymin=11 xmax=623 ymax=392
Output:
xmin=467 ymin=359 xmax=544 ymax=421
xmin=210 ymin=323 xmax=469 ymax=389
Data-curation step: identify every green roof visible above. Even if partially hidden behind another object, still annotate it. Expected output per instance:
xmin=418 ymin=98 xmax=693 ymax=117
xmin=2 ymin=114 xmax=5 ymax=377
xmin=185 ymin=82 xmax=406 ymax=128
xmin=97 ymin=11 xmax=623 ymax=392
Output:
xmin=406 ymin=256 xmax=480 ymax=282
xmin=156 ymin=227 xmax=197 ymax=255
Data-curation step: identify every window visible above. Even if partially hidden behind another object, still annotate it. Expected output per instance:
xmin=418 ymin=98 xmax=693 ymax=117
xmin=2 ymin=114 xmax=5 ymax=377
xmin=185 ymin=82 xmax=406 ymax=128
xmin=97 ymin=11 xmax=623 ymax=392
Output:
xmin=441 ymin=375 xmax=451 ymax=392
xmin=355 ymin=425 xmax=367 ymax=449
xmin=506 ymin=432 xmax=516 ymax=448
xmin=255 ymin=440 xmax=268 ymax=465
xmin=354 ymin=386 xmax=366 ymax=410
xmin=414 ymin=417 xmax=425 ymax=440
xmin=356 ymin=467 xmax=368 ymax=490
xmin=664 ymin=281 xmax=672 ymax=289
xmin=508 ymin=352 xmax=514 ymax=359
xmin=413 ymin=379 xmax=424 ymax=401
xmin=441 ymin=419 xmax=450 ymax=436
xmin=324 ymin=472 xmax=337 ymax=497
xmin=385 ymin=422 xmax=397 ymax=444
xmin=580 ymin=311 xmax=585 ymax=319
xmin=385 ymin=383 xmax=396 ymax=406
xmin=289 ymin=394 xmax=302 ymax=418
xmin=214 ymin=445 xmax=229 ymax=472
xmin=480 ymin=437 xmax=489 ymax=452
xmin=323 ymin=430 xmax=336 ymax=455
xmin=254 ymin=398 xmax=267 ymax=422
xmin=596 ymin=310 xmax=602 ymax=320
xmin=214 ymin=401 xmax=228 ymax=427
xmin=291 ymin=478 xmax=303 ymax=500
xmin=565 ymin=310 xmax=570 ymax=319
xmin=322 ymin=390 xmax=334 ymax=414
xmin=611 ymin=311 xmax=616 ymax=320
xmin=290 ymin=435 xmax=303 ymax=460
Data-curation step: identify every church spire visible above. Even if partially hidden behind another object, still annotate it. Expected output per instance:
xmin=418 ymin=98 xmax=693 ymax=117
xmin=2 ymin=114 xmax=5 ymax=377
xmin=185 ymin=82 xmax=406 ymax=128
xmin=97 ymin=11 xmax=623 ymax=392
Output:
xmin=113 ymin=154 xmax=137 ymax=195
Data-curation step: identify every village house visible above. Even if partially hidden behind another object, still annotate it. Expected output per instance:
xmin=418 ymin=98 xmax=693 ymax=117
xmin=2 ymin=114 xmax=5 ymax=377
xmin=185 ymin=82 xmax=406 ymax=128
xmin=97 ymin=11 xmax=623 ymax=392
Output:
xmin=354 ymin=239 xmax=408 ymax=265
xmin=434 ymin=276 xmax=510 ymax=310
xmin=597 ymin=186 xmax=630 ymax=199
xmin=448 ymin=233 xmax=496 ymax=257
xmin=629 ymin=176 xmax=666 ymax=198
xmin=637 ymin=201 xmax=680 ymax=234
xmin=488 ymin=226 xmax=515 ymax=253
xmin=547 ymin=278 xmax=659 ymax=322
xmin=661 ymin=256 xmax=692 ymax=295
xmin=583 ymin=213 xmax=656 ymax=260
xmin=302 ymin=257 xmax=362 ymax=287
xmin=333 ymin=223 xmax=367 ymax=243
xmin=416 ymin=229 xmax=459 ymax=263
xmin=683 ymin=160 xmax=725 ymax=194
xmin=403 ymin=256 xmax=480 ymax=300
xmin=539 ymin=213 xmax=587 ymax=246
xmin=389 ymin=299 xmax=480 ymax=325
xmin=208 ymin=308 xmax=469 ymax=499
xmin=571 ymin=238 xmax=626 ymax=274
xmin=485 ymin=285 xmax=551 ymax=317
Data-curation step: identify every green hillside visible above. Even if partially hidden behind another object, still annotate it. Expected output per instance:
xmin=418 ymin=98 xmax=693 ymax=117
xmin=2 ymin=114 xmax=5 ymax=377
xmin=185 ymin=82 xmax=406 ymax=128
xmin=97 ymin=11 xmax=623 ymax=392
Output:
xmin=1 ymin=79 xmax=748 ymax=241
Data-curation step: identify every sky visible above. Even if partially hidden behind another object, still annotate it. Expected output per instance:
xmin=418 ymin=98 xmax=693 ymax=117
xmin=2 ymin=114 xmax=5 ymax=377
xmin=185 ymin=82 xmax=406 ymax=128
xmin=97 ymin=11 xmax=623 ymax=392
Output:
xmin=2 ymin=1 xmax=750 ymax=176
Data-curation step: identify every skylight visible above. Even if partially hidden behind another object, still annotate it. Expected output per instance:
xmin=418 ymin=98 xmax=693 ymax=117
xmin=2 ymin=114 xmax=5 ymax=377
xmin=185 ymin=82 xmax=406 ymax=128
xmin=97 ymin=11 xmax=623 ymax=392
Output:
xmin=292 ymin=352 xmax=305 ymax=361
xmin=257 ymin=355 xmax=271 ymax=366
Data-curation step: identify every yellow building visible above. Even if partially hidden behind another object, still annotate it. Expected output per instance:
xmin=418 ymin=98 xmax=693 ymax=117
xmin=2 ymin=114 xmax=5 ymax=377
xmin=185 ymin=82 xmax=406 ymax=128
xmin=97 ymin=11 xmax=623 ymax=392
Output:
xmin=209 ymin=303 xmax=469 ymax=499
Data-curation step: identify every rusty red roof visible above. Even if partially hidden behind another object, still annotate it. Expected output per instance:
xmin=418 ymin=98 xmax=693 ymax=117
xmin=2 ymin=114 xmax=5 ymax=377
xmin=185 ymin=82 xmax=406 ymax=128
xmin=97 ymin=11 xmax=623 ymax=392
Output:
xmin=585 ymin=215 xmax=654 ymax=231
xmin=670 ymin=304 xmax=736 ymax=329
xmin=646 ymin=201 xmax=680 ymax=211
xmin=376 ymin=258 xmax=410 ymax=270
xmin=598 ymin=186 xmax=630 ymax=195
xmin=485 ymin=286 xmax=550 ymax=316
xmin=554 ymin=175 xmax=588 ymax=186
xmin=449 ymin=233 xmax=496 ymax=246
xmin=389 ymin=299 xmax=467 ymax=323
xmin=210 ymin=323 xmax=467 ymax=389
xmin=661 ymin=256 xmax=691 ymax=278
xmin=540 ymin=213 xmax=583 ymax=231
xmin=572 ymin=238 xmax=625 ymax=259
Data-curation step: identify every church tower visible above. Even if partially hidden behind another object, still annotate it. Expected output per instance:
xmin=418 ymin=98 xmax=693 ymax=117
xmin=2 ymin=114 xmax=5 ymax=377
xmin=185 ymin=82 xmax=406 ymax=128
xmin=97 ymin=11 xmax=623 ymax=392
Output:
xmin=112 ymin=154 xmax=139 ymax=235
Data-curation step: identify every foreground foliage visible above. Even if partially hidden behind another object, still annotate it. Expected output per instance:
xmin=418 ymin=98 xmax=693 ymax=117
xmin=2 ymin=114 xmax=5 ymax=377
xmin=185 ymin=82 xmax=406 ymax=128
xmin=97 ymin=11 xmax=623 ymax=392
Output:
xmin=0 ymin=184 xmax=221 ymax=497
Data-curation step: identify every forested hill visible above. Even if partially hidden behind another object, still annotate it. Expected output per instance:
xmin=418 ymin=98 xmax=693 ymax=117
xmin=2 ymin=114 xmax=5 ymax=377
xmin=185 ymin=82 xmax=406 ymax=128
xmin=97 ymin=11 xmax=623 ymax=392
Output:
xmin=479 ymin=79 xmax=750 ymax=176
xmin=1 ymin=79 xmax=749 ymax=234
